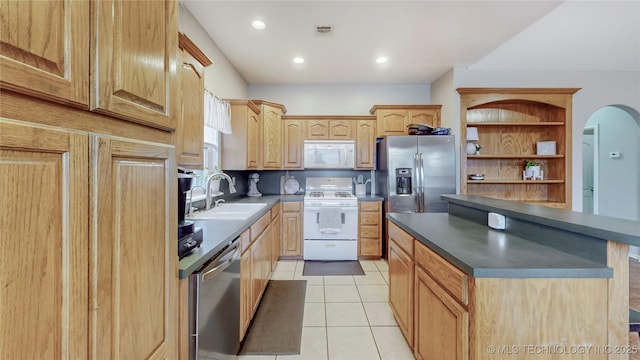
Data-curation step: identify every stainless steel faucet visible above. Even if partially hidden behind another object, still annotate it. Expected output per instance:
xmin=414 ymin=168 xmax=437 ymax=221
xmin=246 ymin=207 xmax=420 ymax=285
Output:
xmin=187 ymin=185 xmax=206 ymax=216
xmin=205 ymin=172 xmax=237 ymax=209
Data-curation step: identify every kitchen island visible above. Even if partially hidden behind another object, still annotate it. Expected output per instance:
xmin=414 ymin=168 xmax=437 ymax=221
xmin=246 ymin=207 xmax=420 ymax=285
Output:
xmin=387 ymin=194 xmax=639 ymax=360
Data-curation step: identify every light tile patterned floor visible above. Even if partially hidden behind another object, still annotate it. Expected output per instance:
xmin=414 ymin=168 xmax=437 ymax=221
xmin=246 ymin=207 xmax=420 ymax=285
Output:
xmin=237 ymin=259 xmax=415 ymax=360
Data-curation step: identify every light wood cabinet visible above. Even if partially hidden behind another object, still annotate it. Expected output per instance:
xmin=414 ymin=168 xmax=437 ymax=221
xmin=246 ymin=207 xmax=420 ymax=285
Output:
xmin=307 ymin=120 xmax=330 ymax=139
xmin=240 ymin=245 xmax=252 ymax=340
xmin=223 ymin=100 xmax=262 ymax=170
xmin=271 ymin=203 xmax=282 ymax=269
xmin=415 ymin=265 xmax=468 ymax=360
xmin=283 ymin=119 xmax=305 ymax=169
xmin=91 ymin=135 xmax=177 ymax=360
xmin=370 ymin=105 xmax=442 ymax=137
xmin=281 ymin=202 xmax=303 ymax=257
xmin=175 ymin=34 xmax=212 ymax=169
xmin=306 ymin=119 xmax=354 ymax=140
xmin=388 ymin=223 xmax=414 ymax=347
xmin=0 ymin=0 xmax=90 ymax=107
xmin=0 ymin=119 xmax=89 ymax=360
xmin=358 ymin=201 xmax=382 ymax=258
xmin=254 ymin=100 xmax=286 ymax=169
xmin=355 ymin=119 xmax=377 ymax=169
xmin=91 ymin=0 xmax=178 ymax=130
xmin=457 ymin=88 xmax=578 ymax=209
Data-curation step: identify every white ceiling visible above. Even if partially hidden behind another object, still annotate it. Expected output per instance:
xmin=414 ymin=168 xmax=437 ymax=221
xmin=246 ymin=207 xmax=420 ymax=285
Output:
xmin=183 ymin=1 xmax=640 ymax=85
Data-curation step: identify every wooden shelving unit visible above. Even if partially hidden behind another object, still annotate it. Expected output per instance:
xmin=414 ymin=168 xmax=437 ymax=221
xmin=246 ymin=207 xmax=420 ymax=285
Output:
xmin=457 ymin=88 xmax=580 ymax=209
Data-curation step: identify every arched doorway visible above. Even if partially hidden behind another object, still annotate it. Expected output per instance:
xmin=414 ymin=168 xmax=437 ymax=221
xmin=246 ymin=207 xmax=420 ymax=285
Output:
xmin=582 ymin=105 xmax=640 ymax=258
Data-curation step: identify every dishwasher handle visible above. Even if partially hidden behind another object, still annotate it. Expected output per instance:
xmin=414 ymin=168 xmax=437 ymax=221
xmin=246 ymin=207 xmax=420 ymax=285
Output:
xmin=201 ymin=239 xmax=240 ymax=282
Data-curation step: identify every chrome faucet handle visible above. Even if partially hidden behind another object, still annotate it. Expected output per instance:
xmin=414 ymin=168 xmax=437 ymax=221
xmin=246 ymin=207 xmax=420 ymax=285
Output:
xmin=214 ymin=199 xmax=225 ymax=207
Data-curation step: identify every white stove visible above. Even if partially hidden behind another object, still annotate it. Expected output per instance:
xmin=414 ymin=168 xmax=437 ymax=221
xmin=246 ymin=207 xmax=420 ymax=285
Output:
xmin=303 ymin=177 xmax=358 ymax=260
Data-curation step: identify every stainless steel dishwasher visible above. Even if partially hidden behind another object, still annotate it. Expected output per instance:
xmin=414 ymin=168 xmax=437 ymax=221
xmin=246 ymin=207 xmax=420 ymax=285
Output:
xmin=189 ymin=236 xmax=241 ymax=360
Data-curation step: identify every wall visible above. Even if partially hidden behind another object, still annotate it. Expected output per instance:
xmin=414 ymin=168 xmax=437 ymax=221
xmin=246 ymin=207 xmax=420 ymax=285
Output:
xmin=248 ymin=84 xmax=430 ymax=115
xmin=178 ymin=5 xmax=248 ymax=99
xmin=431 ymin=67 xmax=640 ymax=211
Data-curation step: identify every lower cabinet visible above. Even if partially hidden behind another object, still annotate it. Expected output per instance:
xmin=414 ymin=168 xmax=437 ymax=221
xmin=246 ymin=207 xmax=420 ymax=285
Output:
xmin=270 ymin=203 xmax=281 ymax=270
xmin=388 ymin=239 xmax=414 ymax=347
xmin=281 ymin=201 xmax=303 ymax=257
xmin=414 ymin=266 xmax=469 ymax=360
xmin=240 ymin=230 xmax=253 ymax=340
xmin=358 ymin=201 xmax=382 ymax=258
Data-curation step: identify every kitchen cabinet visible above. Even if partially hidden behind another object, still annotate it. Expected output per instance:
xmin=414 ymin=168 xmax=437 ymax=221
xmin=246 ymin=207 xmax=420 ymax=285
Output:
xmin=92 ymin=0 xmax=178 ymax=130
xmin=306 ymin=119 xmax=354 ymax=140
xmin=223 ymin=100 xmax=262 ymax=170
xmin=0 ymin=0 xmax=90 ymax=107
xmin=240 ymin=245 xmax=252 ymax=340
xmin=358 ymin=201 xmax=382 ymax=258
xmin=370 ymin=105 xmax=442 ymax=137
xmin=0 ymin=119 xmax=89 ymax=360
xmin=253 ymin=100 xmax=286 ymax=169
xmin=91 ymin=134 xmax=177 ymax=360
xmin=270 ymin=203 xmax=282 ymax=269
xmin=355 ymin=119 xmax=377 ymax=169
xmin=283 ymin=119 xmax=305 ymax=169
xmin=281 ymin=201 xmax=303 ymax=258
xmin=175 ymin=34 xmax=212 ymax=169
xmin=388 ymin=222 xmax=414 ymax=347
xmin=457 ymin=88 xmax=578 ymax=209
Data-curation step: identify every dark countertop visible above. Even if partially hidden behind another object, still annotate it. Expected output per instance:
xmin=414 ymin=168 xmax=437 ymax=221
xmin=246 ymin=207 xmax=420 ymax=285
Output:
xmin=443 ymin=195 xmax=640 ymax=247
xmin=387 ymin=212 xmax=613 ymax=279
xmin=178 ymin=195 xmax=282 ymax=278
xmin=357 ymin=194 xmax=384 ymax=201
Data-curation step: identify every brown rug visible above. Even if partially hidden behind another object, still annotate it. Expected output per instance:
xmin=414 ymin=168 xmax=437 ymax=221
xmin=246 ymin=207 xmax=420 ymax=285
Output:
xmin=239 ymin=280 xmax=307 ymax=355
xmin=303 ymin=260 xmax=365 ymax=276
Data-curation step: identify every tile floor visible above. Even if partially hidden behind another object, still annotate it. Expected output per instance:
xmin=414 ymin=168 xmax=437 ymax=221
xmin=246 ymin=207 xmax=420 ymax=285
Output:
xmin=237 ymin=259 xmax=415 ymax=360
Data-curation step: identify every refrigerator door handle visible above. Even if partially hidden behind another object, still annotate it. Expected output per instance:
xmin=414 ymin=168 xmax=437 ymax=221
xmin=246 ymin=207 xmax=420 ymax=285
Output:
xmin=419 ymin=153 xmax=425 ymax=212
xmin=414 ymin=153 xmax=420 ymax=212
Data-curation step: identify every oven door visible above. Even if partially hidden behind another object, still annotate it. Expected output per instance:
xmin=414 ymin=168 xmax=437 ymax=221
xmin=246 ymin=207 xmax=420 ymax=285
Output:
xmin=303 ymin=205 xmax=358 ymax=240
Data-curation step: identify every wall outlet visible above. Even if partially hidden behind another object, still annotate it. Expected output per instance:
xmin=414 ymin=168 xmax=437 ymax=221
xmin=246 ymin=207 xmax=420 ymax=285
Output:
xmin=488 ymin=212 xmax=506 ymax=230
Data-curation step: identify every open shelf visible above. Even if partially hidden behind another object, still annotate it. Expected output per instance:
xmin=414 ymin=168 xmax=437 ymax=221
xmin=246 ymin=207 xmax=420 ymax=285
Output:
xmin=468 ymin=122 xmax=565 ymax=126
xmin=467 ymin=154 xmax=564 ymax=160
xmin=467 ymin=179 xmax=565 ymax=184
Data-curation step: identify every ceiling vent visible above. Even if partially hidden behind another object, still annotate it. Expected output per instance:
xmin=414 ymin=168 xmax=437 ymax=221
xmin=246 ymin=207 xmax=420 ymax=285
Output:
xmin=314 ymin=25 xmax=334 ymax=36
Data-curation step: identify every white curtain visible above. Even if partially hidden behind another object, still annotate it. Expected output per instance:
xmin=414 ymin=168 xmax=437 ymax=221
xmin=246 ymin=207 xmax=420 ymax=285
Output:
xmin=204 ymin=89 xmax=232 ymax=134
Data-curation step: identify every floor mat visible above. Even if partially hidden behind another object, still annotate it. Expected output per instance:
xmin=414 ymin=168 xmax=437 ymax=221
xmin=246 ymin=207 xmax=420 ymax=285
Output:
xmin=302 ymin=260 xmax=365 ymax=276
xmin=238 ymin=280 xmax=307 ymax=355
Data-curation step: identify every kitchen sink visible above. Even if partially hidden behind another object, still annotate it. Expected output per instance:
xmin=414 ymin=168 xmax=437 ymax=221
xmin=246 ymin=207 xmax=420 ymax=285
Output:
xmin=188 ymin=203 xmax=268 ymax=220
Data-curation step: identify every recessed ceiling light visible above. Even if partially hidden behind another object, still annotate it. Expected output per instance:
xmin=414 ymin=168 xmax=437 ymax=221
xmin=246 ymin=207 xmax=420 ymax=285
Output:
xmin=376 ymin=57 xmax=388 ymax=64
xmin=252 ymin=20 xmax=266 ymax=30
xmin=292 ymin=57 xmax=305 ymax=64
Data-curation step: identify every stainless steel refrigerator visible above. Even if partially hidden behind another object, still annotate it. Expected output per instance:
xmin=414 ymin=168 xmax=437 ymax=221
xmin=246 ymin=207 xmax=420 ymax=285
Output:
xmin=376 ymin=135 xmax=456 ymax=213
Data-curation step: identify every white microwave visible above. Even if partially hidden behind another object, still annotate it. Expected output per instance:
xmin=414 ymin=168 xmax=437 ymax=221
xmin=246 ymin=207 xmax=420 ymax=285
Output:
xmin=303 ymin=140 xmax=355 ymax=169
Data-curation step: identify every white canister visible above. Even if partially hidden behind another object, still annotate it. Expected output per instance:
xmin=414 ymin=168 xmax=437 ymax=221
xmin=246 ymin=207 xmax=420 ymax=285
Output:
xmin=355 ymin=184 xmax=366 ymax=197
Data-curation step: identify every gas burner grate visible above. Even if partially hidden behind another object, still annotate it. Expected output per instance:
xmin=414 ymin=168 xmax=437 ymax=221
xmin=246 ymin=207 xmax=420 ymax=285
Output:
xmin=308 ymin=191 xmax=324 ymax=198
xmin=335 ymin=192 xmax=352 ymax=198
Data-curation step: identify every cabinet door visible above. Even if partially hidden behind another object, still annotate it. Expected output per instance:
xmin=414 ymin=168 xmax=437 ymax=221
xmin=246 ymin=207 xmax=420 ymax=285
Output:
xmin=329 ymin=120 xmax=354 ymax=139
xmin=91 ymin=135 xmax=177 ymax=360
xmin=92 ymin=0 xmax=178 ymax=130
xmin=240 ymin=248 xmax=252 ymax=340
xmin=388 ymin=240 xmax=414 ymax=347
xmin=355 ymin=120 xmax=376 ymax=169
xmin=176 ymin=49 xmax=204 ymax=168
xmin=377 ymin=109 xmax=408 ymax=137
xmin=247 ymin=108 xmax=261 ymax=169
xmin=307 ymin=120 xmax=330 ymax=139
xmin=415 ymin=266 xmax=468 ymax=360
xmin=0 ymin=0 xmax=89 ymax=106
xmin=281 ymin=202 xmax=303 ymax=257
xmin=409 ymin=109 xmax=440 ymax=128
xmin=262 ymin=106 xmax=282 ymax=168
xmin=283 ymin=120 xmax=305 ymax=169
xmin=251 ymin=231 xmax=268 ymax=312
xmin=271 ymin=213 xmax=281 ymax=269
xmin=0 ymin=120 xmax=88 ymax=359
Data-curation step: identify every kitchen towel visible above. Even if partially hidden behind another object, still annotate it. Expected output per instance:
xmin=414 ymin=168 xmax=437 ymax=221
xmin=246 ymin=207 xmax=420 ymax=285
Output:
xmin=319 ymin=207 xmax=342 ymax=234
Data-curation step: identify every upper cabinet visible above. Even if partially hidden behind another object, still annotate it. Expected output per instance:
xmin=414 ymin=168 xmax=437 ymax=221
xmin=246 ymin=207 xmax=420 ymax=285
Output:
xmin=0 ymin=0 xmax=90 ymax=106
xmin=282 ymin=119 xmax=306 ymax=169
xmin=306 ymin=119 xmax=354 ymax=140
xmin=253 ymin=100 xmax=286 ymax=169
xmin=91 ymin=0 xmax=178 ymax=130
xmin=223 ymin=100 xmax=262 ymax=170
xmin=370 ymin=105 xmax=442 ymax=137
xmin=458 ymin=88 xmax=579 ymax=209
xmin=355 ymin=119 xmax=377 ymax=169
xmin=175 ymin=33 xmax=212 ymax=169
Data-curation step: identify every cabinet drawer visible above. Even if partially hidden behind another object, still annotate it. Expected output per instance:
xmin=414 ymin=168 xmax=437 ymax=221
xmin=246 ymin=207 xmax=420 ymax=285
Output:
xmin=360 ymin=225 xmax=380 ymax=238
xmin=388 ymin=221 xmax=413 ymax=256
xmin=282 ymin=201 xmax=302 ymax=212
xmin=414 ymin=241 xmax=468 ymax=305
xmin=359 ymin=212 xmax=380 ymax=225
xmin=270 ymin=202 xmax=281 ymax=220
xmin=359 ymin=238 xmax=381 ymax=256
xmin=250 ymin=211 xmax=271 ymax=242
xmin=359 ymin=201 xmax=380 ymax=212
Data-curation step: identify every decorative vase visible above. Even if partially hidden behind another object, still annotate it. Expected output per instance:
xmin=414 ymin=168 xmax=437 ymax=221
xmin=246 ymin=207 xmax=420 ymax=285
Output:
xmin=525 ymin=165 xmax=541 ymax=179
xmin=466 ymin=142 xmax=477 ymax=155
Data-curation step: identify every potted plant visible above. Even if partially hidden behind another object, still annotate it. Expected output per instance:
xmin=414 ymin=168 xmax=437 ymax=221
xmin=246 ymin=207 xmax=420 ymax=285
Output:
xmin=524 ymin=160 xmax=542 ymax=179
xmin=474 ymin=143 xmax=483 ymax=155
